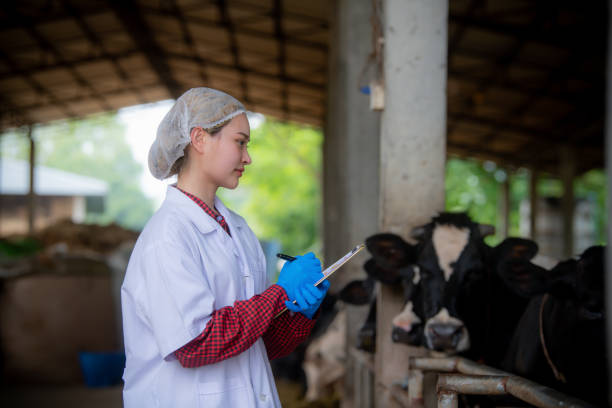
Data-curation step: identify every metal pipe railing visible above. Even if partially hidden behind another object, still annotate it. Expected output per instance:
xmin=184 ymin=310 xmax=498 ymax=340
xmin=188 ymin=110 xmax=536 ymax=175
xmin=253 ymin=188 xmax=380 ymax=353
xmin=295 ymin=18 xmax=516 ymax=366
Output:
xmin=407 ymin=357 xmax=594 ymax=408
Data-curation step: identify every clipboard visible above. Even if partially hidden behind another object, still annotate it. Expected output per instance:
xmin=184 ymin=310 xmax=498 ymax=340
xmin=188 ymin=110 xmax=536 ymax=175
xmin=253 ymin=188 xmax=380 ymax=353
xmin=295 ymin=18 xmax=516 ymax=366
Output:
xmin=274 ymin=244 xmax=365 ymax=319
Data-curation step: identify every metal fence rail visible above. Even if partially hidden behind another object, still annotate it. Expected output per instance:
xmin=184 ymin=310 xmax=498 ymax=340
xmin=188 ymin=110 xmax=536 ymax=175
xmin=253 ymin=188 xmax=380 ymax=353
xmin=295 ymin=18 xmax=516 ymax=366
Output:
xmin=407 ymin=357 xmax=594 ymax=408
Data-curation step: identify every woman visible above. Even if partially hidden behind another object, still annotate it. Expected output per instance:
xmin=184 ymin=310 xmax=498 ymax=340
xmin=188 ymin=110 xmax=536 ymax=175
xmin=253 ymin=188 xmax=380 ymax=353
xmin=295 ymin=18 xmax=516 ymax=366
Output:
xmin=121 ymin=88 xmax=329 ymax=407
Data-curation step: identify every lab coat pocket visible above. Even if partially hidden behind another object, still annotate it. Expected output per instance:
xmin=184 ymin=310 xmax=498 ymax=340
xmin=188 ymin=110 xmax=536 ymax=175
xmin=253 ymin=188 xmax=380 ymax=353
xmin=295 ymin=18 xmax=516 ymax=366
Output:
xmin=198 ymin=377 xmax=248 ymax=407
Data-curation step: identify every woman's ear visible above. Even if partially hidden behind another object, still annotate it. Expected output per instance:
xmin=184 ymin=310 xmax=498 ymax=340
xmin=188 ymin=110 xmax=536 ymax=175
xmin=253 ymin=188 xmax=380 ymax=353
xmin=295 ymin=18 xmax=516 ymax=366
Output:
xmin=189 ymin=127 xmax=207 ymax=154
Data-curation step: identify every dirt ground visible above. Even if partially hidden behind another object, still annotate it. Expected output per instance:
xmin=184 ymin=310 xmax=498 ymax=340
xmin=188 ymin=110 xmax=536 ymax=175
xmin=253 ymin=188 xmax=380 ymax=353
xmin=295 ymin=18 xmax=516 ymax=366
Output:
xmin=0 ymin=385 xmax=123 ymax=408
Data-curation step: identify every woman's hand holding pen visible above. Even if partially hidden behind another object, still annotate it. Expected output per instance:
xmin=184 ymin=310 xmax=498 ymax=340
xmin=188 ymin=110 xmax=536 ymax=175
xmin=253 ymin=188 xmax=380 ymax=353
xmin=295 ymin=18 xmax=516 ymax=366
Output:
xmin=276 ymin=252 xmax=329 ymax=318
xmin=285 ymin=279 xmax=329 ymax=319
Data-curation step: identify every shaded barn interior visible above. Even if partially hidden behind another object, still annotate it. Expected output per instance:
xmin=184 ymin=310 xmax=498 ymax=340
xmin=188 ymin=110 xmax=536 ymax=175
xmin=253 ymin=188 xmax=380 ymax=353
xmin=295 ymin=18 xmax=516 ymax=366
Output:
xmin=0 ymin=0 xmax=608 ymax=406
xmin=0 ymin=0 xmax=607 ymax=176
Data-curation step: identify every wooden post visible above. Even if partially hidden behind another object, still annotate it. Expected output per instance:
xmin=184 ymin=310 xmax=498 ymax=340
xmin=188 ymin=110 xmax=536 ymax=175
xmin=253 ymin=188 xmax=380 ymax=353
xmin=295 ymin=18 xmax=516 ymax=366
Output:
xmin=604 ymin=0 xmax=612 ymax=402
xmin=499 ymin=169 xmax=510 ymax=239
xmin=529 ymin=169 xmax=539 ymax=240
xmin=378 ymin=0 xmax=448 ymax=406
xmin=559 ymin=145 xmax=575 ymax=257
xmin=27 ymin=125 xmax=36 ymax=235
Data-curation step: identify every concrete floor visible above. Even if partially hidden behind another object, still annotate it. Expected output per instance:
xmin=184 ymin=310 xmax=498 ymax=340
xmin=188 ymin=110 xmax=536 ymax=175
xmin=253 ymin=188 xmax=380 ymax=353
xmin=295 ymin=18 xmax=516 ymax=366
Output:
xmin=0 ymin=385 xmax=123 ymax=408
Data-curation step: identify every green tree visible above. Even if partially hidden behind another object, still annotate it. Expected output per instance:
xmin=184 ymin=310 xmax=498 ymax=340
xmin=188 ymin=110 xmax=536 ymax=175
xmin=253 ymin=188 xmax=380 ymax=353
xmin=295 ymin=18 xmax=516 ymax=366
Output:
xmin=219 ymin=119 xmax=322 ymax=258
xmin=1 ymin=114 xmax=154 ymax=230
xmin=446 ymin=158 xmax=607 ymax=246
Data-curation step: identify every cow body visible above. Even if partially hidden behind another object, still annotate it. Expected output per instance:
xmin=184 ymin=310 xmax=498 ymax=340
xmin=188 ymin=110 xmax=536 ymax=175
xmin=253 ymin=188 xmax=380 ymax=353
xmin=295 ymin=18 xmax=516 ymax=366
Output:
xmin=502 ymin=246 xmax=607 ymax=406
xmin=364 ymin=213 xmax=546 ymax=367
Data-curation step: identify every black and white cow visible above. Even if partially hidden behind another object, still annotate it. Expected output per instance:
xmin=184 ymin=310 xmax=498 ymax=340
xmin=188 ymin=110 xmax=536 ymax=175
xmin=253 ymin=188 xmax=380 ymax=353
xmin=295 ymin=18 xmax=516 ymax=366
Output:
xmin=338 ymin=235 xmax=417 ymax=353
xmin=364 ymin=213 xmax=548 ymax=367
xmin=502 ymin=245 xmax=607 ymax=407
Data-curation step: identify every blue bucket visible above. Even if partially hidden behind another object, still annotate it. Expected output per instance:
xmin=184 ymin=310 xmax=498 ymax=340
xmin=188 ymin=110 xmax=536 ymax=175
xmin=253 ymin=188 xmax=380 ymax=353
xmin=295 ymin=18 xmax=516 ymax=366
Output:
xmin=78 ymin=351 xmax=125 ymax=387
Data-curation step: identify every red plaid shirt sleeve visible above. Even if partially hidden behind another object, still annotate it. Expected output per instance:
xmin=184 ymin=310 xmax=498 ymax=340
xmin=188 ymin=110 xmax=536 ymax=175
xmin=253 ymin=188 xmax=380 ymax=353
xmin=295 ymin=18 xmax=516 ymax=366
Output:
xmin=174 ymin=284 xmax=316 ymax=367
xmin=262 ymin=299 xmax=317 ymax=360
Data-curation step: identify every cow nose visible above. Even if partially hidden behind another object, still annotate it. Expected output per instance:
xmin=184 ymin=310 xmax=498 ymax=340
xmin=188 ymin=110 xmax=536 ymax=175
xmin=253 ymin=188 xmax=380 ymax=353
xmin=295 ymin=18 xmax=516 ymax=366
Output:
xmin=427 ymin=323 xmax=464 ymax=351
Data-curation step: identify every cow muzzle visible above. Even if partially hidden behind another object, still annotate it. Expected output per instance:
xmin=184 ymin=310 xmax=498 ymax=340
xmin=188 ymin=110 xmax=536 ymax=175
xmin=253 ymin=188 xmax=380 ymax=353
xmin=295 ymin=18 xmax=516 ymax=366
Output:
xmin=424 ymin=308 xmax=470 ymax=352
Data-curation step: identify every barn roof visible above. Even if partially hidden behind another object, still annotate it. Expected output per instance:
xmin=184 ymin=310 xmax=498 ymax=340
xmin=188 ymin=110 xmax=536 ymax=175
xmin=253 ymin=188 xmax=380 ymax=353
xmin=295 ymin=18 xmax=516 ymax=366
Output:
xmin=1 ymin=158 xmax=108 ymax=196
xmin=0 ymin=0 xmax=607 ymax=174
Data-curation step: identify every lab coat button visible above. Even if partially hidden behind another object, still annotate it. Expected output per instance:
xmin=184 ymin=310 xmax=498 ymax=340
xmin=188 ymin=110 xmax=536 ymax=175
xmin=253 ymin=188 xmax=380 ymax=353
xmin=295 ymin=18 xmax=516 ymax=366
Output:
xmin=259 ymin=393 xmax=267 ymax=402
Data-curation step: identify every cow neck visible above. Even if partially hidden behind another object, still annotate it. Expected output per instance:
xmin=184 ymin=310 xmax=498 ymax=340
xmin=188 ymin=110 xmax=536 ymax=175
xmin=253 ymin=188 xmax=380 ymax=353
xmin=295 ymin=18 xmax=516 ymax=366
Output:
xmin=539 ymin=293 xmax=567 ymax=383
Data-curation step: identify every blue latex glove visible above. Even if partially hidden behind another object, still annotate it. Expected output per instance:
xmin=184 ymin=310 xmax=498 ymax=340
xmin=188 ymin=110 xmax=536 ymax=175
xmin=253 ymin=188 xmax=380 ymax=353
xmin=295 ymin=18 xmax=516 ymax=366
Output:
xmin=276 ymin=252 xmax=322 ymax=302
xmin=285 ymin=279 xmax=330 ymax=319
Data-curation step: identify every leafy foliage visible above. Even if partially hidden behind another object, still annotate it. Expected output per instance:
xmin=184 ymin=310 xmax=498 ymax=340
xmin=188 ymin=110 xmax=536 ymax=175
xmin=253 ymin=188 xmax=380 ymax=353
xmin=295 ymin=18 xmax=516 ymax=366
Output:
xmin=219 ymin=119 xmax=322 ymax=257
xmin=445 ymin=158 xmax=607 ymax=246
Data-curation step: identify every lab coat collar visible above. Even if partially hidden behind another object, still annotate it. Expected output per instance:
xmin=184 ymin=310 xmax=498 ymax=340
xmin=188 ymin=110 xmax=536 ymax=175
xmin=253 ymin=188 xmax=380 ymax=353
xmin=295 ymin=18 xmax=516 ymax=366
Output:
xmin=214 ymin=196 xmax=245 ymax=231
xmin=163 ymin=185 xmax=218 ymax=235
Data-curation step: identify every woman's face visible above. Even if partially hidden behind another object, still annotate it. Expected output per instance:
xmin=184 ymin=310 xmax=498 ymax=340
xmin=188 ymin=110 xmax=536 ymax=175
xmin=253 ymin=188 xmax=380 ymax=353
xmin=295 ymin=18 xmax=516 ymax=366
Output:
xmin=202 ymin=113 xmax=251 ymax=189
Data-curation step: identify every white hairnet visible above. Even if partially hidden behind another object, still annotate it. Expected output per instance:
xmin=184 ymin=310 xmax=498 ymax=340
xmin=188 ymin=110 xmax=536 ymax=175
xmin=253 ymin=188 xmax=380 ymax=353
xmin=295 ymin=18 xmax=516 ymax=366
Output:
xmin=148 ymin=87 xmax=246 ymax=180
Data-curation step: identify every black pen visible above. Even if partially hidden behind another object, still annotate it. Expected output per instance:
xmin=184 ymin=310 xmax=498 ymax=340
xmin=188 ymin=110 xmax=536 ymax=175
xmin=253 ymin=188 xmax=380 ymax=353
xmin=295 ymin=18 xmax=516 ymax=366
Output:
xmin=276 ymin=253 xmax=296 ymax=262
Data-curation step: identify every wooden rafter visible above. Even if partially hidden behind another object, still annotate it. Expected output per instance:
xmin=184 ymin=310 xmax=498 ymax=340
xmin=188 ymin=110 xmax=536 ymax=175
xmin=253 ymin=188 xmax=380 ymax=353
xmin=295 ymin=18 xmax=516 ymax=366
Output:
xmin=274 ymin=0 xmax=289 ymax=119
xmin=166 ymin=51 xmax=324 ymax=91
xmin=0 ymin=48 xmax=76 ymax=119
xmin=5 ymin=3 xmax=113 ymax=111
xmin=141 ymin=6 xmax=328 ymax=52
xmin=62 ymin=0 xmax=147 ymax=105
xmin=109 ymin=0 xmax=183 ymax=99
xmin=164 ymin=0 xmax=209 ymax=85
xmin=215 ymin=0 xmax=249 ymax=103
xmin=449 ymin=4 xmax=551 ymax=141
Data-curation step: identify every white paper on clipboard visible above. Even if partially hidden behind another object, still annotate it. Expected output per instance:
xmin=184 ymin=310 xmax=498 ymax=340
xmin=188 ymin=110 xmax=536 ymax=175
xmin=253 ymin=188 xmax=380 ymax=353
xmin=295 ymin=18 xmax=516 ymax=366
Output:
xmin=274 ymin=244 xmax=365 ymax=319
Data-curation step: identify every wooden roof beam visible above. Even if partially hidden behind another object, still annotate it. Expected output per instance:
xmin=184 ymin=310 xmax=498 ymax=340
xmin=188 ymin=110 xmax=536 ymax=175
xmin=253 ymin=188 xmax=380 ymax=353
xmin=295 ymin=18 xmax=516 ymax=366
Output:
xmin=141 ymin=6 xmax=327 ymax=52
xmin=448 ymin=0 xmax=485 ymax=54
xmin=0 ymin=49 xmax=140 ymax=81
xmin=166 ymin=51 xmax=324 ymax=91
xmin=165 ymin=0 xmax=209 ymax=84
xmin=449 ymin=9 xmax=606 ymax=50
xmin=5 ymin=4 xmax=113 ymax=112
xmin=62 ymin=0 xmax=147 ymax=105
xmin=449 ymin=5 xmax=551 ymax=141
xmin=215 ymin=0 xmax=249 ymax=103
xmin=274 ymin=0 xmax=289 ymax=119
xmin=110 ymin=0 xmax=183 ymax=99
xmin=0 ymin=48 xmax=77 ymax=120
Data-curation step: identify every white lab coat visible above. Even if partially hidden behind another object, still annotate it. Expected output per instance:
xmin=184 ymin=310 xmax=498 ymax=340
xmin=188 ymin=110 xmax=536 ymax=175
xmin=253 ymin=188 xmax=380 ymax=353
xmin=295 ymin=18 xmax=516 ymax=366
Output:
xmin=121 ymin=185 xmax=281 ymax=408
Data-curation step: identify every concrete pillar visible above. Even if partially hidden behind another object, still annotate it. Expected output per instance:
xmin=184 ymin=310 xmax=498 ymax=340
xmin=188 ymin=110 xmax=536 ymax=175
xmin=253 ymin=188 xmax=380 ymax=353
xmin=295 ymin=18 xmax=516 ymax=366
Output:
xmin=605 ymin=0 xmax=612 ymax=402
xmin=324 ymin=1 xmax=381 ymax=406
xmin=376 ymin=1 xmax=448 ymax=407
xmin=529 ymin=169 xmax=539 ymax=239
xmin=559 ymin=145 xmax=575 ymax=257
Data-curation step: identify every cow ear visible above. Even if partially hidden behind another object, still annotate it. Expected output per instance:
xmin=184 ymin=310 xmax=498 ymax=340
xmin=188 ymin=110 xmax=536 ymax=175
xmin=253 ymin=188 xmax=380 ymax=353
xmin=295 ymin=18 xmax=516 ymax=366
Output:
xmin=410 ymin=225 xmax=427 ymax=241
xmin=494 ymin=238 xmax=548 ymax=297
xmin=365 ymin=233 xmax=416 ymax=269
xmin=365 ymin=258 xmax=404 ymax=285
xmin=478 ymin=224 xmax=495 ymax=237
xmin=339 ymin=279 xmax=373 ymax=305
xmin=547 ymin=260 xmax=579 ymax=299
xmin=493 ymin=237 xmax=538 ymax=263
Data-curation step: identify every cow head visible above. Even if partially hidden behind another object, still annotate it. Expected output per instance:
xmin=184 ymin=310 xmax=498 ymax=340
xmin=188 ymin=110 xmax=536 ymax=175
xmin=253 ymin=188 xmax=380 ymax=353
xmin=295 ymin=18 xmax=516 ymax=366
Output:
xmin=406 ymin=213 xmax=496 ymax=353
xmin=493 ymin=237 xmax=548 ymax=297
xmin=547 ymin=245 xmax=605 ymax=322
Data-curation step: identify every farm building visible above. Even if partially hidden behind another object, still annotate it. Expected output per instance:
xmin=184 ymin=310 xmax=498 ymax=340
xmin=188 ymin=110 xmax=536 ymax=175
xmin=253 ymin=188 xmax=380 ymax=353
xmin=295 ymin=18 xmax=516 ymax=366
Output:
xmin=0 ymin=1 xmax=609 ymax=407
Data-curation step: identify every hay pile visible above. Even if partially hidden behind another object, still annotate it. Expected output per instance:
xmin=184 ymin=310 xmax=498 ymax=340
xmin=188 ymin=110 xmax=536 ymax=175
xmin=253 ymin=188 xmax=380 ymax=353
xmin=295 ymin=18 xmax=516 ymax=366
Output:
xmin=34 ymin=219 xmax=139 ymax=254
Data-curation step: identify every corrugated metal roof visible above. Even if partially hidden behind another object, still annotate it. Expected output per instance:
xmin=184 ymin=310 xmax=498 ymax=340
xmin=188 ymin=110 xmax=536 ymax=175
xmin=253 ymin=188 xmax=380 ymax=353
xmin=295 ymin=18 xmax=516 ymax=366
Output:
xmin=0 ymin=157 xmax=108 ymax=196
